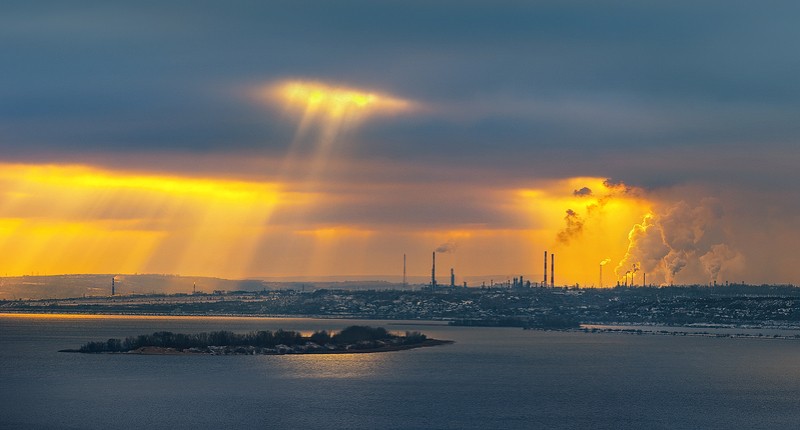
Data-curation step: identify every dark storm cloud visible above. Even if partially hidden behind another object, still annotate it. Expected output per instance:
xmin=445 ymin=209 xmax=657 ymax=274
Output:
xmin=2 ymin=0 xmax=800 ymax=188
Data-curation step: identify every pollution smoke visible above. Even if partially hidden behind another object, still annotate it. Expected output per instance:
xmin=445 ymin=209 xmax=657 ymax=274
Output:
xmin=663 ymin=250 xmax=688 ymax=284
xmin=602 ymin=179 xmax=633 ymax=194
xmin=616 ymin=199 xmax=740 ymax=285
xmin=554 ymin=178 xmax=740 ymax=285
xmin=554 ymin=179 xmax=637 ymax=245
xmin=435 ymin=240 xmax=457 ymax=253
xmin=699 ymin=244 xmax=739 ymax=284
xmin=556 ymin=209 xmax=584 ymax=245
xmin=573 ymin=187 xmax=593 ymax=197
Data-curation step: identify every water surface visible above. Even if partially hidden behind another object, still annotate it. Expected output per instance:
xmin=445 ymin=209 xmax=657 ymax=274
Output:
xmin=2 ymin=314 xmax=799 ymax=429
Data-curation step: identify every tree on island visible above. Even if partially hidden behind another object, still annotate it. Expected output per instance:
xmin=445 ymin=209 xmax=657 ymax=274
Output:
xmin=75 ymin=325 xmax=430 ymax=353
xmin=332 ymin=326 xmax=390 ymax=344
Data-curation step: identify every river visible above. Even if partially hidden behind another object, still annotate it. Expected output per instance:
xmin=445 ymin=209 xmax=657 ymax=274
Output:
xmin=2 ymin=314 xmax=800 ymax=429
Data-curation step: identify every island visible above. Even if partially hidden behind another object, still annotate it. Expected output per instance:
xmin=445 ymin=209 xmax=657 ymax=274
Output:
xmin=60 ymin=325 xmax=453 ymax=355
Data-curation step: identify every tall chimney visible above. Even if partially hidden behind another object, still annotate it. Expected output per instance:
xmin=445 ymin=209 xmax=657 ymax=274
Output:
xmin=431 ymin=251 xmax=436 ymax=288
xmin=544 ymin=251 xmax=548 ymax=285
xmin=450 ymin=268 xmax=455 ymax=288
xmin=551 ymin=253 xmax=555 ymax=287
xmin=111 ymin=277 xmax=115 ymax=296
xmin=403 ymin=253 xmax=407 ymax=288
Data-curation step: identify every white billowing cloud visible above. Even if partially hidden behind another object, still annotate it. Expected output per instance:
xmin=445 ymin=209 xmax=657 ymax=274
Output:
xmin=616 ymin=199 xmax=741 ymax=285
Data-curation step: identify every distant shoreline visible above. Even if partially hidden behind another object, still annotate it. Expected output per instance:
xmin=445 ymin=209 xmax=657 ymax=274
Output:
xmin=529 ymin=325 xmax=800 ymax=341
xmin=7 ymin=285 xmax=800 ymax=330
xmin=7 ymin=311 xmax=800 ymax=336
xmin=0 ymin=310 xmax=430 ymax=320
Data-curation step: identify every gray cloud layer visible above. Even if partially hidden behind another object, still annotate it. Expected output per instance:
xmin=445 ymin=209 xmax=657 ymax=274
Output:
xmin=2 ymin=2 xmax=799 ymax=197
xmin=3 ymin=1 xmax=800 ymax=283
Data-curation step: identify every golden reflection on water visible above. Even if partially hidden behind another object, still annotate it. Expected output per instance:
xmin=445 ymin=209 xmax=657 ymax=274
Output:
xmin=275 ymin=352 xmax=390 ymax=379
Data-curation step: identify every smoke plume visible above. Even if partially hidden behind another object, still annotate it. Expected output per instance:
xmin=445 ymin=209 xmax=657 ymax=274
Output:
xmin=573 ymin=187 xmax=593 ymax=197
xmin=555 ymin=178 xmax=638 ymax=245
xmin=662 ymin=250 xmax=688 ymax=284
xmin=616 ymin=199 xmax=740 ymax=285
xmin=614 ymin=214 xmax=669 ymax=282
xmin=603 ymin=179 xmax=633 ymax=194
xmin=553 ymin=178 xmax=742 ymax=285
xmin=699 ymin=244 xmax=739 ymax=284
xmin=435 ymin=240 xmax=457 ymax=253
xmin=556 ymin=209 xmax=584 ymax=244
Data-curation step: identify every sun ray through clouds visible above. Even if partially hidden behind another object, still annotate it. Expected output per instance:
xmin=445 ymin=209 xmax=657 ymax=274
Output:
xmin=0 ymin=164 xmax=306 ymax=278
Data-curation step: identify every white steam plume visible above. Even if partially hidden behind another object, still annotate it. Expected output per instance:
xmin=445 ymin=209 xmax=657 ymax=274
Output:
xmin=616 ymin=199 xmax=740 ymax=285
xmin=699 ymin=244 xmax=742 ymax=284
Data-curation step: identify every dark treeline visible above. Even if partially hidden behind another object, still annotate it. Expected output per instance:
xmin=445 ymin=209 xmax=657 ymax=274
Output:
xmin=78 ymin=325 xmax=427 ymax=353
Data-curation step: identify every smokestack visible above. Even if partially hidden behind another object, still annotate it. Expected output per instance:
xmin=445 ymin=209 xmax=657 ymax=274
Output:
xmin=551 ymin=253 xmax=555 ymax=287
xmin=431 ymin=251 xmax=436 ymax=288
xmin=544 ymin=251 xmax=548 ymax=285
xmin=450 ymin=268 xmax=455 ymax=288
xmin=403 ymin=253 xmax=407 ymax=288
xmin=111 ymin=277 xmax=115 ymax=296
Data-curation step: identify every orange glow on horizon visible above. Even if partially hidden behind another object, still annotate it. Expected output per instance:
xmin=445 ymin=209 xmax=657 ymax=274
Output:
xmin=0 ymin=163 xmax=655 ymax=286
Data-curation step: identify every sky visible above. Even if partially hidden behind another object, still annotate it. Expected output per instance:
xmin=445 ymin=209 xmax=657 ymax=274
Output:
xmin=2 ymin=1 xmax=800 ymax=286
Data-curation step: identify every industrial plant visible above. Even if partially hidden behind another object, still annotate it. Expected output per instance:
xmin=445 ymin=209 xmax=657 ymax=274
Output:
xmin=425 ymin=249 xmax=558 ymax=291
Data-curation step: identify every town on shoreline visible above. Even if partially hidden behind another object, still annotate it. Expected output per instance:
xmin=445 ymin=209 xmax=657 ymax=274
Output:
xmin=6 ymin=282 xmax=800 ymax=329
